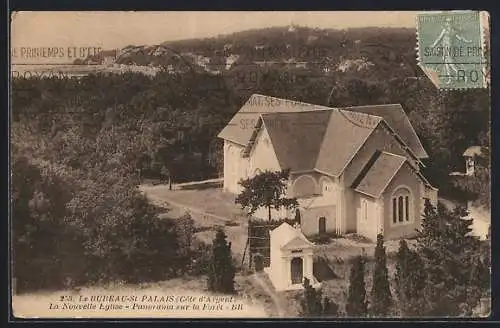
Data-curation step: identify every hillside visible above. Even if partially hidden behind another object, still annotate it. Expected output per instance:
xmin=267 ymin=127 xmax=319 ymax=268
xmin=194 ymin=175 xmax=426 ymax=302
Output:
xmin=81 ymin=26 xmax=419 ymax=81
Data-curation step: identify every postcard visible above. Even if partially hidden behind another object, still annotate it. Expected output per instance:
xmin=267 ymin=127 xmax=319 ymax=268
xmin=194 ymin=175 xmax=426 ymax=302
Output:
xmin=10 ymin=11 xmax=491 ymax=319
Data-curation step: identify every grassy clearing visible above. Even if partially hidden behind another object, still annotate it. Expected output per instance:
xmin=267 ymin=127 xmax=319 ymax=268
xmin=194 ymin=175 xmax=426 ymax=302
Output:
xmin=140 ymin=185 xmax=250 ymax=264
xmin=141 ymin=185 xmax=247 ymax=223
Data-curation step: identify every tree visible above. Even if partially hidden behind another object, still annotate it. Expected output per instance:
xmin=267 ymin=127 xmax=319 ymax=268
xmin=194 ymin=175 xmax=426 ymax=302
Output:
xmin=415 ymin=200 xmax=485 ymax=316
xmin=346 ymin=255 xmax=368 ymax=317
xmin=207 ymin=228 xmax=236 ymax=294
xmin=370 ymin=234 xmax=392 ymax=316
xmin=235 ymin=169 xmax=298 ymax=221
xmin=300 ymin=278 xmax=339 ymax=317
xmin=174 ymin=213 xmax=195 ymax=256
xmin=394 ymin=239 xmax=427 ymax=316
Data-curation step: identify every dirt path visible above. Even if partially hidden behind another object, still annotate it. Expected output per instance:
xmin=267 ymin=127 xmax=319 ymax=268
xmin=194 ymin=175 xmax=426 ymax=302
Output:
xmin=140 ymin=184 xmax=249 ymax=261
xmin=144 ymin=191 xmax=230 ymax=223
xmin=250 ymin=273 xmax=286 ymax=317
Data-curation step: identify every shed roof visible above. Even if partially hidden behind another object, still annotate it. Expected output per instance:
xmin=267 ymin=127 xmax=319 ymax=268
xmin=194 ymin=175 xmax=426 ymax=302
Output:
xmin=463 ymin=146 xmax=483 ymax=157
xmin=270 ymin=222 xmax=313 ymax=250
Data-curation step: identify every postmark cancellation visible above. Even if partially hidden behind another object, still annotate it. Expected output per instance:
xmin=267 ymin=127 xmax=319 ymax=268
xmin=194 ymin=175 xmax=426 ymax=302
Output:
xmin=416 ymin=11 xmax=490 ymax=89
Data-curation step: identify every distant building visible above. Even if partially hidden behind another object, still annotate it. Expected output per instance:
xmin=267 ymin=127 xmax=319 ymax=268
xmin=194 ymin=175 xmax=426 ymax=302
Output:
xmin=464 ymin=146 xmax=483 ymax=176
xmin=100 ymin=49 xmax=120 ymax=66
xmin=307 ymin=35 xmax=318 ymax=43
xmin=225 ymin=54 xmax=239 ymax=70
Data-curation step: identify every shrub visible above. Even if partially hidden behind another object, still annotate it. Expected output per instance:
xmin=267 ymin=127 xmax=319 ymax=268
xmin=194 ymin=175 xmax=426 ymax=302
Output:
xmin=346 ymin=255 xmax=368 ymax=317
xmin=309 ymin=234 xmax=332 ymax=245
xmin=184 ymin=240 xmax=212 ymax=276
xmin=207 ymin=228 xmax=236 ymax=294
xmin=370 ymin=234 xmax=392 ymax=317
xmin=254 ymin=253 xmax=264 ymax=272
xmin=194 ymin=226 xmax=213 ymax=233
xmin=300 ymin=278 xmax=339 ymax=317
xmin=175 ymin=213 xmax=195 ymax=255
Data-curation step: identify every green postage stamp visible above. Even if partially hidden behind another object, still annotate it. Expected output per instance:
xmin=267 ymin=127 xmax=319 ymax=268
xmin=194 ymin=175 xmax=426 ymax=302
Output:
xmin=417 ymin=11 xmax=490 ymax=89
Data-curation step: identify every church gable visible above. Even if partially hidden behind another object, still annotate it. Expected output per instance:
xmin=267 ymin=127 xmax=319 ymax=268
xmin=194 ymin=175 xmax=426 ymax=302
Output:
xmin=261 ymin=110 xmax=331 ymax=172
xmin=342 ymin=104 xmax=428 ymax=159
xmin=342 ymin=123 xmax=421 ymax=187
xmin=247 ymin=123 xmax=281 ymax=174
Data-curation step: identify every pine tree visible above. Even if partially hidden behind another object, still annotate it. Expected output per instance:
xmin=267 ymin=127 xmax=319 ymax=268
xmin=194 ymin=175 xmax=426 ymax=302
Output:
xmin=322 ymin=295 xmax=340 ymax=316
xmin=370 ymin=234 xmax=392 ymax=316
xmin=300 ymin=278 xmax=339 ymax=317
xmin=346 ymin=255 xmax=368 ymax=317
xmin=207 ymin=228 xmax=236 ymax=294
xmin=300 ymin=278 xmax=322 ymax=317
xmin=394 ymin=239 xmax=427 ymax=316
xmin=416 ymin=200 xmax=483 ymax=316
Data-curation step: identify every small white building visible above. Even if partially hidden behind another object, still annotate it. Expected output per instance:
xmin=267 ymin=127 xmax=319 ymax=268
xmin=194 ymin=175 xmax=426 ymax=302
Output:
xmin=463 ymin=146 xmax=482 ymax=176
xmin=264 ymin=222 xmax=320 ymax=291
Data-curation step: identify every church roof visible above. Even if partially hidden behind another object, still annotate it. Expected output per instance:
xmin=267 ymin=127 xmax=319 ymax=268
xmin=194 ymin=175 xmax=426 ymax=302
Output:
xmin=256 ymin=107 xmax=382 ymax=177
xmin=342 ymin=104 xmax=429 ymax=159
xmin=218 ymin=94 xmax=427 ymax=161
xmin=217 ymin=94 xmax=332 ymax=146
xmin=218 ymin=95 xmax=427 ymax=177
xmin=352 ymin=151 xmax=407 ymax=198
xmin=233 ymin=97 xmax=383 ymax=177
xmin=260 ymin=110 xmax=332 ymax=172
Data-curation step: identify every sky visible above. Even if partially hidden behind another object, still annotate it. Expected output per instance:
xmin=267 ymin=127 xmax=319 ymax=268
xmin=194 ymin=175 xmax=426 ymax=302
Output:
xmin=11 ymin=11 xmax=419 ymax=64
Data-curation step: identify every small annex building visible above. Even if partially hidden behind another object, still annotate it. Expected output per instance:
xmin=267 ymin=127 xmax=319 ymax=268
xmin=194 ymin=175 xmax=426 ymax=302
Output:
xmin=264 ymin=222 xmax=320 ymax=291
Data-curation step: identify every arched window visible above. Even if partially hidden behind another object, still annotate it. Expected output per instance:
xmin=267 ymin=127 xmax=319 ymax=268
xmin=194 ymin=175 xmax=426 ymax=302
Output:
xmin=391 ymin=187 xmax=412 ymax=225
xmin=362 ymin=199 xmax=368 ymax=221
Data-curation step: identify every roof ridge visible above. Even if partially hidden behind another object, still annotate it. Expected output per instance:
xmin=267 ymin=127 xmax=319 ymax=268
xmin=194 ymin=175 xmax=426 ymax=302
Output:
xmin=249 ymin=93 xmax=335 ymax=110
xmin=260 ymin=108 xmax=334 ymax=117
xmin=339 ymin=108 xmax=384 ymax=120
xmin=351 ymin=150 xmax=383 ymax=189
xmin=379 ymin=151 xmax=408 ymax=160
xmin=341 ymin=103 xmax=403 ymax=109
